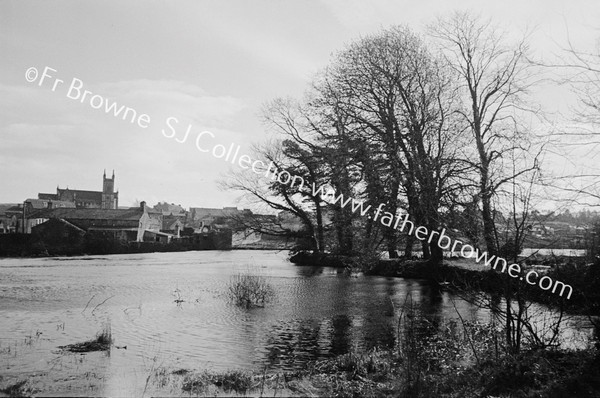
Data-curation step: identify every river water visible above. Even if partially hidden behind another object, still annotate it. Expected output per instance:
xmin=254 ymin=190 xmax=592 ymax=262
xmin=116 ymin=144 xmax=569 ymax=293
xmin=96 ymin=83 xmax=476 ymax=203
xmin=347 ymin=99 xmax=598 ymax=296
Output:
xmin=0 ymin=250 xmax=591 ymax=396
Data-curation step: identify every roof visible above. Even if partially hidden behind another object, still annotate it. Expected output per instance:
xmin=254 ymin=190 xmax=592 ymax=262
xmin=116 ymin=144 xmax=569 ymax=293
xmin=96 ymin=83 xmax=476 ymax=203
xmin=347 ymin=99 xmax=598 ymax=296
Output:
xmin=32 ymin=218 xmax=86 ymax=233
xmin=49 ymin=201 xmax=77 ymax=209
xmin=26 ymin=199 xmax=53 ymax=209
xmin=144 ymin=230 xmax=174 ymax=237
xmin=189 ymin=207 xmax=252 ymax=219
xmin=57 ymin=188 xmax=103 ymax=201
xmin=153 ymin=202 xmax=186 ymax=215
xmin=28 ymin=207 xmax=146 ymax=221
xmin=25 ymin=199 xmax=77 ymax=210
xmin=0 ymin=203 xmax=18 ymax=215
xmin=5 ymin=205 xmax=22 ymax=214
xmin=163 ymin=215 xmax=184 ymax=229
xmin=190 ymin=207 xmax=231 ymax=217
xmin=163 ymin=214 xmax=185 ymax=221
xmin=38 ymin=193 xmax=58 ymax=200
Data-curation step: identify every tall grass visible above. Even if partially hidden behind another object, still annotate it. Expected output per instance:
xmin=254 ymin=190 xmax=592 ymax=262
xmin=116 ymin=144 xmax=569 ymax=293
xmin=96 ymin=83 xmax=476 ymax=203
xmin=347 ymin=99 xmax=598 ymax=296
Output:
xmin=227 ymin=269 xmax=275 ymax=309
xmin=181 ymin=370 xmax=253 ymax=395
xmin=59 ymin=323 xmax=112 ymax=353
xmin=95 ymin=323 xmax=112 ymax=347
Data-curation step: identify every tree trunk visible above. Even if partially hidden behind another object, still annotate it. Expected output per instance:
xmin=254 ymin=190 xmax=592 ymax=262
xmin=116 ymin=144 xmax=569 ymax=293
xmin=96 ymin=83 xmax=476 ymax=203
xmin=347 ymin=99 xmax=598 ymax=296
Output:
xmin=481 ymin=193 xmax=497 ymax=256
xmin=384 ymin=225 xmax=399 ymax=258
xmin=429 ymin=240 xmax=444 ymax=265
xmin=421 ymin=240 xmax=431 ymax=259
xmin=314 ymin=202 xmax=324 ymax=252
xmin=404 ymin=235 xmax=414 ymax=258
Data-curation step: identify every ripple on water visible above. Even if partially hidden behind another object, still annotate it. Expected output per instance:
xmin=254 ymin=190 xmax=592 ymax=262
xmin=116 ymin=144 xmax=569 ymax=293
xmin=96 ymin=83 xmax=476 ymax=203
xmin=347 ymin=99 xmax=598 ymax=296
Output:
xmin=0 ymin=250 xmax=592 ymax=393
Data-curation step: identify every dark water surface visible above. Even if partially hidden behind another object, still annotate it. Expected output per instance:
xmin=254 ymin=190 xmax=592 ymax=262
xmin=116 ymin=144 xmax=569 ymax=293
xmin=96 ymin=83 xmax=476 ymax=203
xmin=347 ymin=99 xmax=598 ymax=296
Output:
xmin=0 ymin=250 xmax=589 ymax=395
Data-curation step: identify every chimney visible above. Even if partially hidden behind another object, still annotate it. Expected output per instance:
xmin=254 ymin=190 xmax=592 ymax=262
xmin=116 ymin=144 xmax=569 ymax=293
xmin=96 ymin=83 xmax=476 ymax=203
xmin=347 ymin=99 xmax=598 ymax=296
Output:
xmin=140 ymin=201 xmax=146 ymax=210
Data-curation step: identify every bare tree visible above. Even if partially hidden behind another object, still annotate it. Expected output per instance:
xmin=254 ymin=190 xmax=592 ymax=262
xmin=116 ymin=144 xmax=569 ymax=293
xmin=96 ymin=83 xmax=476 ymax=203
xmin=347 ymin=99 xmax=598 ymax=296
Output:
xmin=536 ymin=34 xmax=600 ymax=205
xmin=562 ymin=36 xmax=600 ymax=125
xmin=429 ymin=12 xmax=535 ymax=256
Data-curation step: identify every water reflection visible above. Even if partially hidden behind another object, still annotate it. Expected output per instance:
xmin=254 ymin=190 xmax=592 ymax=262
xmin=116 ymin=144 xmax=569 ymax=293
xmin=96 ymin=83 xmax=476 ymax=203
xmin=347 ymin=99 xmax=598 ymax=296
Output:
xmin=0 ymin=250 xmax=592 ymax=391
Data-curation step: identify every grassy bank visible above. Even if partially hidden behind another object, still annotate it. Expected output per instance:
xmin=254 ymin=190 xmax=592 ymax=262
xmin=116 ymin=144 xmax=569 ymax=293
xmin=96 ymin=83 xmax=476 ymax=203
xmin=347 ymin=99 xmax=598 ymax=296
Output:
xmin=145 ymin=316 xmax=600 ymax=397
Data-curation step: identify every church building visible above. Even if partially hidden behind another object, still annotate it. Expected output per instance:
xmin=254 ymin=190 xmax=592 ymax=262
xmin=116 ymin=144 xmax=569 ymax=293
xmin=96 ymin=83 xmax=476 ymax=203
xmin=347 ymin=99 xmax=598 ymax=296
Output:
xmin=38 ymin=170 xmax=119 ymax=209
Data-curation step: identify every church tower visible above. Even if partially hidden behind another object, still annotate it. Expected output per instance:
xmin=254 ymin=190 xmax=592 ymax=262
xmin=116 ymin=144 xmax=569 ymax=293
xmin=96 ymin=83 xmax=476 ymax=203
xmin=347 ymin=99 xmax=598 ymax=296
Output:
xmin=102 ymin=170 xmax=118 ymax=209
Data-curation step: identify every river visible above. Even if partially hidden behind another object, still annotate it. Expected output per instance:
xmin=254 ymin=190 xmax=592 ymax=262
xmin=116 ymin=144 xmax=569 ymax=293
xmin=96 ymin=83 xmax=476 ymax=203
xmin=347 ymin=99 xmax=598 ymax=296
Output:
xmin=0 ymin=250 xmax=591 ymax=396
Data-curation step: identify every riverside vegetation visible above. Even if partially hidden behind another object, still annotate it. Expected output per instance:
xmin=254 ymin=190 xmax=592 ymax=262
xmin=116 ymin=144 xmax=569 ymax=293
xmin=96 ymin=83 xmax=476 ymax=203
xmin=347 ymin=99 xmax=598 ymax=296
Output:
xmin=58 ymin=324 xmax=112 ymax=353
xmin=221 ymin=13 xmax=600 ymax=394
xmin=227 ymin=268 xmax=275 ymax=309
xmin=1 ymin=253 xmax=598 ymax=397
xmin=141 ymin=296 xmax=600 ymax=397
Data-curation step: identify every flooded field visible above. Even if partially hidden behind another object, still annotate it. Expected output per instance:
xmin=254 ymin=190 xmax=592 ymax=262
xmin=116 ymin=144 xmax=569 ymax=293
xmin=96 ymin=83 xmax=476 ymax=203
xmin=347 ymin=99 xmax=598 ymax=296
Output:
xmin=0 ymin=250 xmax=591 ymax=396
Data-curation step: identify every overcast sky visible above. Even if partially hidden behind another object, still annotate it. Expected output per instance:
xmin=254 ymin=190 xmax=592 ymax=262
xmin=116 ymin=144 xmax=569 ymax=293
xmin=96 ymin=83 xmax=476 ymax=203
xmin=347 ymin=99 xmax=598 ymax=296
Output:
xmin=1 ymin=0 xmax=598 ymax=209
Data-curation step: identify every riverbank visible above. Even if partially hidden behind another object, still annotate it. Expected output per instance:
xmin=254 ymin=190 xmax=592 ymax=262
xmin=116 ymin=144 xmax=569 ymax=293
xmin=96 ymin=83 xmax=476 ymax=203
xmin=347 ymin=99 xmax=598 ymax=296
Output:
xmin=289 ymin=251 xmax=600 ymax=315
xmin=142 ymin=347 xmax=599 ymax=397
xmin=5 ymin=317 xmax=594 ymax=397
xmin=0 ymin=250 xmax=596 ymax=396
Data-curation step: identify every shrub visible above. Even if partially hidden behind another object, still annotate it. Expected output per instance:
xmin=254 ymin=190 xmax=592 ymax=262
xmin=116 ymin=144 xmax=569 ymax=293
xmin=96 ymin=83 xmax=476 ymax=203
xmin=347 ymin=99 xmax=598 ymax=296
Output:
xmin=227 ymin=270 xmax=275 ymax=309
xmin=181 ymin=370 xmax=253 ymax=394
xmin=0 ymin=380 xmax=32 ymax=397
xmin=59 ymin=323 xmax=112 ymax=353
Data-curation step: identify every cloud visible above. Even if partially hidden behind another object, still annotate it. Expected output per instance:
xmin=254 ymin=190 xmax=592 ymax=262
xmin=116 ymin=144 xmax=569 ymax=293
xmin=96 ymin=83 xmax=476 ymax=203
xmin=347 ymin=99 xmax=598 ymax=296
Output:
xmin=0 ymin=78 xmax=252 ymax=206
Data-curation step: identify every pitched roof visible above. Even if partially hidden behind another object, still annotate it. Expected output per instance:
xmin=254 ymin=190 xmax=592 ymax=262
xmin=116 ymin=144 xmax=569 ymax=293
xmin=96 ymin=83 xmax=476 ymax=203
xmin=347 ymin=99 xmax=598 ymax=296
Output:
xmin=153 ymin=202 xmax=186 ymax=215
xmin=5 ymin=205 xmax=22 ymax=214
xmin=0 ymin=203 xmax=18 ymax=215
xmin=38 ymin=193 xmax=58 ymax=200
xmin=190 ymin=207 xmax=231 ymax=217
xmin=29 ymin=207 xmax=146 ymax=221
xmin=25 ymin=199 xmax=76 ymax=210
xmin=162 ymin=215 xmax=184 ymax=229
xmin=49 ymin=201 xmax=77 ymax=209
xmin=189 ymin=207 xmax=252 ymax=219
xmin=32 ymin=218 xmax=86 ymax=233
xmin=26 ymin=199 xmax=51 ymax=209
xmin=57 ymin=188 xmax=103 ymax=201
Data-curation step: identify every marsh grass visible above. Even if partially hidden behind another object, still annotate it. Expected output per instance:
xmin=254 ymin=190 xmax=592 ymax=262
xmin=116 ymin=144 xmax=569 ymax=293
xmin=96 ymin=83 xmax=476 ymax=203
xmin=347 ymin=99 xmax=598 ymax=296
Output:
xmin=310 ymin=347 xmax=395 ymax=383
xmin=145 ymin=328 xmax=600 ymax=398
xmin=59 ymin=323 xmax=112 ymax=353
xmin=227 ymin=269 xmax=275 ymax=309
xmin=0 ymin=379 xmax=31 ymax=397
xmin=181 ymin=370 xmax=253 ymax=395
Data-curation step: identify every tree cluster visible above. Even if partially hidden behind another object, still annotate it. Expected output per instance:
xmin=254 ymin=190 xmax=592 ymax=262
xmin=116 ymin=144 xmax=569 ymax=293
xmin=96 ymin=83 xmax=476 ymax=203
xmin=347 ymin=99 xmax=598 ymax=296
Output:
xmin=226 ymin=13 xmax=545 ymax=263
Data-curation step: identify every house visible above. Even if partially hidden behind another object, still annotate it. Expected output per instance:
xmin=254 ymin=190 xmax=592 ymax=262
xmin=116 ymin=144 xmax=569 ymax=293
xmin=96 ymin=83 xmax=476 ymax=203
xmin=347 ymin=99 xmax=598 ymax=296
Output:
xmin=0 ymin=204 xmax=19 ymax=233
xmin=162 ymin=215 xmax=184 ymax=237
xmin=531 ymin=224 xmax=555 ymax=237
xmin=277 ymin=210 xmax=305 ymax=232
xmin=154 ymin=203 xmax=187 ymax=237
xmin=143 ymin=230 xmax=174 ymax=244
xmin=31 ymin=218 xmax=86 ymax=249
xmin=26 ymin=201 xmax=162 ymax=242
xmin=20 ymin=199 xmax=76 ymax=233
xmin=188 ymin=207 xmax=252 ymax=231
